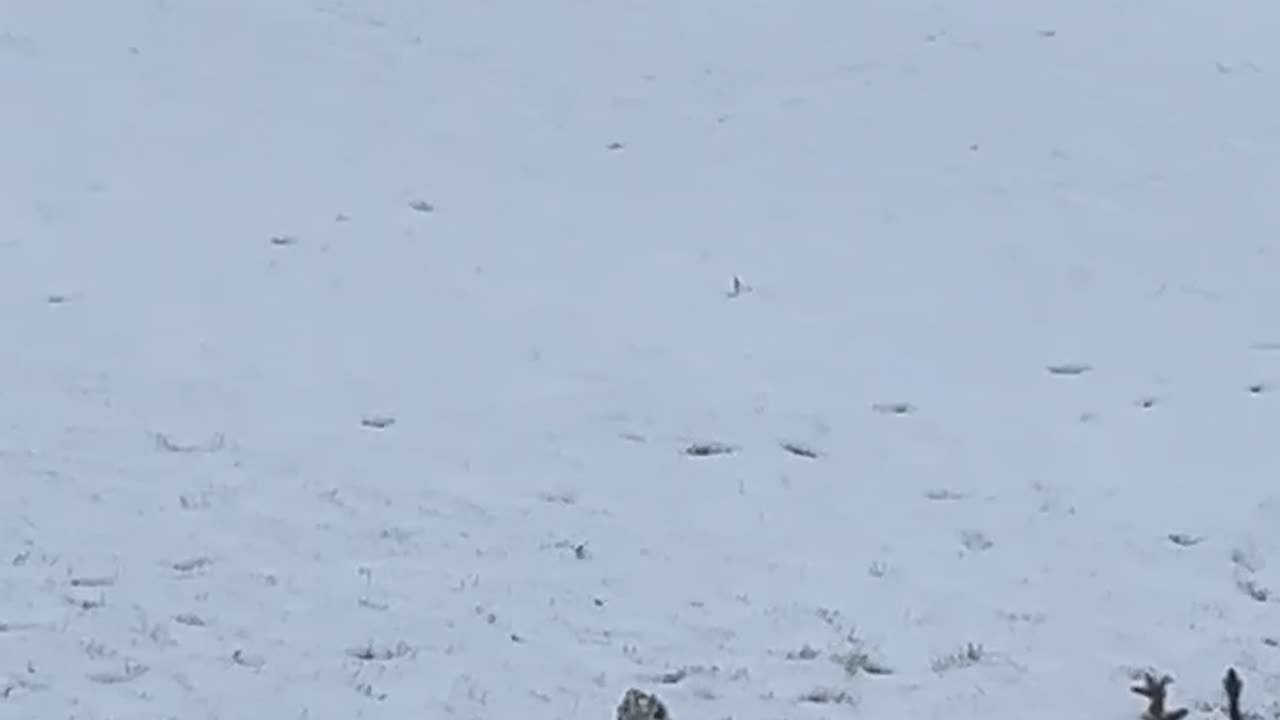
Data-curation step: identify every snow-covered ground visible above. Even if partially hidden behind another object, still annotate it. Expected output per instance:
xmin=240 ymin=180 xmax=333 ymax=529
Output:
xmin=4 ymin=1 xmax=1280 ymax=718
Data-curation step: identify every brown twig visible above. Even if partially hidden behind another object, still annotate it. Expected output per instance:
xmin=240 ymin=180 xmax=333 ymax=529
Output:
xmin=1223 ymin=668 xmax=1243 ymax=720
xmin=1131 ymin=673 xmax=1190 ymax=720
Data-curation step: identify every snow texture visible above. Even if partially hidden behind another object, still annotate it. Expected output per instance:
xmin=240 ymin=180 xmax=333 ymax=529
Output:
xmin=3 ymin=1 xmax=1280 ymax=719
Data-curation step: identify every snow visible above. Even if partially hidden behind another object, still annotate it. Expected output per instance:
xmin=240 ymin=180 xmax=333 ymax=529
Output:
xmin=3 ymin=0 xmax=1280 ymax=718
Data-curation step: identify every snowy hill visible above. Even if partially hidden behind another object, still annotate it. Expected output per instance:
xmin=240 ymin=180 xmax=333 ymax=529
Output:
xmin=4 ymin=1 xmax=1280 ymax=718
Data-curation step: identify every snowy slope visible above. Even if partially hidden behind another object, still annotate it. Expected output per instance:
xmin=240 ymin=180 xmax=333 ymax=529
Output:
xmin=4 ymin=0 xmax=1280 ymax=718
